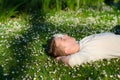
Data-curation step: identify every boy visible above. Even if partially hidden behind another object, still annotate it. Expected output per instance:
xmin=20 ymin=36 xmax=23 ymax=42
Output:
xmin=48 ymin=33 xmax=120 ymax=67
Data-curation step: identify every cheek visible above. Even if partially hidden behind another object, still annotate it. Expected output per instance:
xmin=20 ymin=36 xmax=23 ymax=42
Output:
xmin=63 ymin=39 xmax=76 ymax=47
xmin=62 ymin=43 xmax=70 ymax=48
xmin=66 ymin=42 xmax=74 ymax=47
xmin=70 ymin=39 xmax=76 ymax=44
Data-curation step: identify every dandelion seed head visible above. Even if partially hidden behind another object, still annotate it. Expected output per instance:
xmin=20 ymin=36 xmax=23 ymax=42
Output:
xmin=117 ymin=74 xmax=120 ymax=78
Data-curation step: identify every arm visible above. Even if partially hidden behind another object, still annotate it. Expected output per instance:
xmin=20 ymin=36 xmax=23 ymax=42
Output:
xmin=55 ymin=52 xmax=89 ymax=67
xmin=55 ymin=56 xmax=70 ymax=66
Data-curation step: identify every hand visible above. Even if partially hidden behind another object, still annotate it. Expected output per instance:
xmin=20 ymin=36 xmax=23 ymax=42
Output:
xmin=55 ymin=56 xmax=62 ymax=61
xmin=55 ymin=56 xmax=70 ymax=66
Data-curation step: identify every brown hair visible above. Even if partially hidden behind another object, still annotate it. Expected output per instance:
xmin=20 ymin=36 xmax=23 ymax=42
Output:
xmin=48 ymin=37 xmax=65 ymax=57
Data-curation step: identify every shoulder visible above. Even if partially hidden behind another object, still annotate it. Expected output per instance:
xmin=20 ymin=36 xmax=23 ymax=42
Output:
xmin=95 ymin=32 xmax=115 ymax=36
xmin=81 ymin=32 xmax=116 ymax=41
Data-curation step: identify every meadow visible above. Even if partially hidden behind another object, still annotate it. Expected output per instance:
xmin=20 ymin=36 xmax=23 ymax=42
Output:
xmin=0 ymin=0 xmax=120 ymax=80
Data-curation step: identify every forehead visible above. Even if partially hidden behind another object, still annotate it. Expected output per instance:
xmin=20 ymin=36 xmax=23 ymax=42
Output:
xmin=54 ymin=37 xmax=64 ymax=47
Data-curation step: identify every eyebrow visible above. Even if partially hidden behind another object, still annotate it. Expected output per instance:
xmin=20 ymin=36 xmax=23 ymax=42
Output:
xmin=57 ymin=37 xmax=62 ymax=41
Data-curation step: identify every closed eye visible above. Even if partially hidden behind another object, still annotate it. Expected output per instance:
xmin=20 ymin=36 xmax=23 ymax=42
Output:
xmin=61 ymin=37 xmax=66 ymax=41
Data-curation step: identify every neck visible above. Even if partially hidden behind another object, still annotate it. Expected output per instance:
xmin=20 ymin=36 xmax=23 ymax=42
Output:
xmin=70 ymin=43 xmax=80 ymax=54
xmin=75 ymin=43 xmax=80 ymax=53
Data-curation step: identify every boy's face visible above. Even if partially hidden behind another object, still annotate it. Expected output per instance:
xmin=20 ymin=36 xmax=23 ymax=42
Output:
xmin=54 ymin=35 xmax=77 ymax=55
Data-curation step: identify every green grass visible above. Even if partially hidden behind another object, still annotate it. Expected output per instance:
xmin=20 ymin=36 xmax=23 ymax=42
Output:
xmin=0 ymin=2 xmax=120 ymax=80
xmin=0 ymin=0 xmax=105 ymax=22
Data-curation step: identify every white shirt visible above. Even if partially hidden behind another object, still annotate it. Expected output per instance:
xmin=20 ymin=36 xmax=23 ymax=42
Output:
xmin=68 ymin=33 xmax=120 ymax=67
